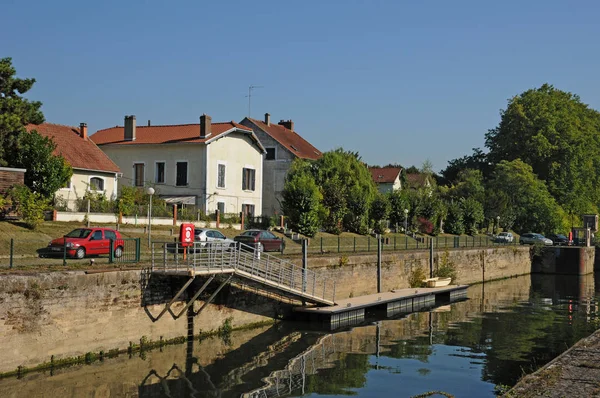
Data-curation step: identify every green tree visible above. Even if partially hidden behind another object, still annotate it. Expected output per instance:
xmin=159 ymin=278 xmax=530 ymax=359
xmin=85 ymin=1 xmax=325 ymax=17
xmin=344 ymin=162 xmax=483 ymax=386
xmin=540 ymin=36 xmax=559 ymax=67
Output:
xmin=445 ymin=200 xmax=465 ymax=235
xmin=313 ymin=149 xmax=376 ymax=234
xmin=487 ymin=159 xmax=566 ymax=234
xmin=12 ymin=130 xmax=72 ymax=198
xmin=0 ymin=57 xmax=44 ymax=166
xmin=441 ymin=148 xmax=489 ymax=183
xmin=370 ymin=192 xmax=390 ymax=233
xmin=485 ymin=84 xmax=600 ymax=216
xmin=281 ymin=159 xmax=323 ymax=237
xmin=461 ymin=197 xmax=484 ymax=235
xmin=388 ymin=189 xmax=410 ymax=229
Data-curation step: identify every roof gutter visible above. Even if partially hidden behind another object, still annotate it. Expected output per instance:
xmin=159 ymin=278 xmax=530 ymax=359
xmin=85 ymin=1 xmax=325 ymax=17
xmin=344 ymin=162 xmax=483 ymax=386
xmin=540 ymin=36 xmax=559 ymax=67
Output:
xmin=72 ymin=166 xmax=121 ymax=175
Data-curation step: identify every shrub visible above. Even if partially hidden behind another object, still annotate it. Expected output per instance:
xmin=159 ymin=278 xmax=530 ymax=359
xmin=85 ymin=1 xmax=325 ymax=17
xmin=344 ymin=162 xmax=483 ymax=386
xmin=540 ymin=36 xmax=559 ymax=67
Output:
xmin=435 ymin=250 xmax=457 ymax=283
xmin=409 ymin=267 xmax=427 ymax=288
xmin=417 ymin=217 xmax=434 ymax=234
xmin=9 ymin=185 xmax=48 ymax=229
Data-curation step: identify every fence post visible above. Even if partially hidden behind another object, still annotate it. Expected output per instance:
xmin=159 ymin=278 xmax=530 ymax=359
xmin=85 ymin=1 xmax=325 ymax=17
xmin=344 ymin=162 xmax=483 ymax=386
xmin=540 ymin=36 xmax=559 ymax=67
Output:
xmin=136 ymin=238 xmax=141 ymax=262
xmin=9 ymin=238 xmax=14 ymax=269
xmin=405 ymin=236 xmax=408 ymax=250
xmin=353 ymin=237 xmax=356 ymax=253
xmin=377 ymin=236 xmax=382 ymax=293
xmin=394 ymin=236 xmax=396 ymax=251
xmin=109 ymin=239 xmax=114 ymax=264
xmin=368 ymin=237 xmax=370 ymax=252
xmin=320 ymin=237 xmax=323 ymax=253
xmin=337 ymin=236 xmax=340 ymax=253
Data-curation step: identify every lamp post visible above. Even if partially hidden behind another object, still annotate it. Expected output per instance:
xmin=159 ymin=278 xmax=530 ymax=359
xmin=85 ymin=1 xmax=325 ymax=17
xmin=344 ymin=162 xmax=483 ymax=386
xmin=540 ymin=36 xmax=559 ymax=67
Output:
xmin=496 ymin=215 xmax=500 ymax=234
xmin=147 ymin=187 xmax=155 ymax=247
xmin=404 ymin=208 xmax=409 ymax=234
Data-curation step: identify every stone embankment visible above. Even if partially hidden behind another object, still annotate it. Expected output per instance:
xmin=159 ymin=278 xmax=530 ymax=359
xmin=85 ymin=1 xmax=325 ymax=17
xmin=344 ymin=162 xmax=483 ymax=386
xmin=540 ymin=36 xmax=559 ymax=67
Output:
xmin=0 ymin=245 xmax=558 ymax=374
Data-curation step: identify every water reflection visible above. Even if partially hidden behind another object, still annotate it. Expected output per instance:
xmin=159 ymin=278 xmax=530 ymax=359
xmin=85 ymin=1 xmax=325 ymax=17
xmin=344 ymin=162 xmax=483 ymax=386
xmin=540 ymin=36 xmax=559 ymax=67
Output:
xmin=1 ymin=273 xmax=599 ymax=398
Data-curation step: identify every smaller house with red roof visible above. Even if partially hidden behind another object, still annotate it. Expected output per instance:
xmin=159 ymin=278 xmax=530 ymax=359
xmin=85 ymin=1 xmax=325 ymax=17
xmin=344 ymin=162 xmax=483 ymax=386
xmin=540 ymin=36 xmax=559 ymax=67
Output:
xmin=240 ymin=114 xmax=322 ymax=215
xmin=92 ymin=115 xmax=265 ymax=216
xmin=369 ymin=166 xmax=402 ymax=194
xmin=25 ymin=123 xmax=121 ymax=210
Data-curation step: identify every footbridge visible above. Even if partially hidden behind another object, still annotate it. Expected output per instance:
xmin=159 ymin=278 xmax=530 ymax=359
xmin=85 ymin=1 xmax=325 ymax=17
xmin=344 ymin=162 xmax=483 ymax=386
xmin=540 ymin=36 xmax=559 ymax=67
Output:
xmin=149 ymin=242 xmax=337 ymax=321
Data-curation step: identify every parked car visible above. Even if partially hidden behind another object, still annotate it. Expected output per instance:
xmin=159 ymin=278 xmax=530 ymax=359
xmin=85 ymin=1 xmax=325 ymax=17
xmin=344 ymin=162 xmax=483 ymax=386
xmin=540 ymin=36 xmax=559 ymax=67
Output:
xmin=519 ymin=233 xmax=553 ymax=246
xmin=168 ymin=228 xmax=235 ymax=252
xmin=546 ymin=234 xmax=572 ymax=246
xmin=234 ymin=230 xmax=285 ymax=252
xmin=494 ymin=232 xmax=514 ymax=243
xmin=42 ymin=228 xmax=124 ymax=259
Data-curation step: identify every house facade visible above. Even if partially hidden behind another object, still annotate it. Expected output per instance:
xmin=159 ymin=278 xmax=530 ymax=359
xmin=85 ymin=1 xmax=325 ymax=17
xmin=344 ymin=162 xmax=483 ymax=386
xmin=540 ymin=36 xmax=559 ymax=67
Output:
xmin=369 ymin=166 xmax=402 ymax=193
xmin=92 ymin=115 xmax=265 ymax=216
xmin=25 ymin=123 xmax=121 ymax=210
xmin=240 ymin=114 xmax=321 ymax=216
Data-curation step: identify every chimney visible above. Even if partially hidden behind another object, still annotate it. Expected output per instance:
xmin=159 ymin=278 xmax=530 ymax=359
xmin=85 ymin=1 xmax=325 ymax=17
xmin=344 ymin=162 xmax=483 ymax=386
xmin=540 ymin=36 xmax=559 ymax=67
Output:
xmin=147 ymin=120 xmax=151 ymax=126
xmin=278 ymin=119 xmax=294 ymax=131
xmin=264 ymin=113 xmax=271 ymax=126
xmin=200 ymin=114 xmax=212 ymax=138
xmin=124 ymin=115 xmax=136 ymax=141
xmin=79 ymin=122 xmax=88 ymax=140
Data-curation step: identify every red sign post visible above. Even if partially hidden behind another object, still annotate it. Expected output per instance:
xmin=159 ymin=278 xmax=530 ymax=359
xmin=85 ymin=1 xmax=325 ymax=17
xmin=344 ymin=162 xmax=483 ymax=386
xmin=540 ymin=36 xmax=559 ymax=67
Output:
xmin=179 ymin=223 xmax=195 ymax=259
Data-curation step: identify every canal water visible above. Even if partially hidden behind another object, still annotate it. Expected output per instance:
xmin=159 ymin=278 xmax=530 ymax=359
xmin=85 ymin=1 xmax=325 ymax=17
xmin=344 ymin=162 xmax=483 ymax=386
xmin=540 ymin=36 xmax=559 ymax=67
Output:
xmin=1 ymin=273 xmax=599 ymax=398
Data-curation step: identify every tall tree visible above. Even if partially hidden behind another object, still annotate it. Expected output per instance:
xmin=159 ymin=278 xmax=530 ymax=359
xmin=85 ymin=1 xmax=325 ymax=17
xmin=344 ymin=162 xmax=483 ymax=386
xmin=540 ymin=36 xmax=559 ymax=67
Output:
xmin=0 ymin=57 xmax=44 ymax=165
xmin=487 ymin=159 xmax=567 ymax=234
xmin=485 ymin=84 xmax=600 ymax=215
xmin=281 ymin=159 xmax=323 ymax=237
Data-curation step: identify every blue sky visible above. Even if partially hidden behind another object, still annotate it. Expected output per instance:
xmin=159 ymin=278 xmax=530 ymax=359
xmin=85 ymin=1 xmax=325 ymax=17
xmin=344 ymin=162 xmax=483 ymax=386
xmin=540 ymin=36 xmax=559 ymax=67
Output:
xmin=3 ymin=0 xmax=600 ymax=172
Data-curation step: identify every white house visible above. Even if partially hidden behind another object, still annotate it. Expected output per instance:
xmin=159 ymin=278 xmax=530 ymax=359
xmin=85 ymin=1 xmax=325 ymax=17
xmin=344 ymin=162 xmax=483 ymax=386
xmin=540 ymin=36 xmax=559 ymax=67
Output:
xmin=369 ymin=166 xmax=402 ymax=193
xmin=91 ymin=115 xmax=265 ymax=216
xmin=26 ymin=123 xmax=121 ymax=210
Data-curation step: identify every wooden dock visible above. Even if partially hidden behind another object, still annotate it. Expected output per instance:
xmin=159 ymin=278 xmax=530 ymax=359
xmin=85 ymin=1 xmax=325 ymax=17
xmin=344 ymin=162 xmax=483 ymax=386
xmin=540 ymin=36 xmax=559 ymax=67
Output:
xmin=293 ymin=285 xmax=468 ymax=329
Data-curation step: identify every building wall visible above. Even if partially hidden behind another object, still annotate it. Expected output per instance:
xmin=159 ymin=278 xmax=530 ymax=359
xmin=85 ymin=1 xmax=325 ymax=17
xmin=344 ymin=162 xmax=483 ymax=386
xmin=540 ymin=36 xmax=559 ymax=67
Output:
xmin=99 ymin=144 xmax=207 ymax=210
xmin=0 ymin=167 xmax=25 ymax=194
xmin=55 ymin=169 xmax=118 ymax=210
xmin=206 ymin=133 xmax=263 ymax=215
xmin=239 ymin=120 xmax=295 ymax=216
xmin=376 ymin=177 xmax=401 ymax=194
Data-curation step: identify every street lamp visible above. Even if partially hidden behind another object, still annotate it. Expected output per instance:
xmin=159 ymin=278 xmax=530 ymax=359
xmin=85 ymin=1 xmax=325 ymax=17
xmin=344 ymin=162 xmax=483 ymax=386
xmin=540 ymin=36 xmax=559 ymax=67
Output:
xmin=147 ymin=187 xmax=155 ymax=247
xmin=404 ymin=208 xmax=409 ymax=234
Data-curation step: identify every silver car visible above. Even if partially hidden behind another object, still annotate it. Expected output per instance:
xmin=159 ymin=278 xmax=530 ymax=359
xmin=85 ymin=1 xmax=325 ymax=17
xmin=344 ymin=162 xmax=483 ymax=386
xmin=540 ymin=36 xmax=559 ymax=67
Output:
xmin=519 ymin=233 xmax=553 ymax=246
xmin=168 ymin=228 xmax=235 ymax=252
xmin=495 ymin=232 xmax=514 ymax=243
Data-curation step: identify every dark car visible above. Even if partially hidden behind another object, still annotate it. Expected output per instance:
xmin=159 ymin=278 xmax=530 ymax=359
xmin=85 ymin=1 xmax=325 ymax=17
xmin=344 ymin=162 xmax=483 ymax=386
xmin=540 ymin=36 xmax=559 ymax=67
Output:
xmin=234 ymin=230 xmax=285 ymax=252
xmin=546 ymin=234 xmax=572 ymax=246
xmin=42 ymin=228 xmax=124 ymax=259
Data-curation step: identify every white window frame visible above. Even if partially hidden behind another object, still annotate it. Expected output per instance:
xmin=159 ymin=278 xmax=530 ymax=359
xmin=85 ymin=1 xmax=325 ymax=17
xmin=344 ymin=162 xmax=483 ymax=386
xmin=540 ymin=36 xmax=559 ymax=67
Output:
xmin=133 ymin=162 xmax=145 ymax=187
xmin=154 ymin=161 xmax=166 ymax=184
xmin=265 ymin=147 xmax=277 ymax=161
xmin=89 ymin=176 xmax=105 ymax=192
xmin=175 ymin=160 xmax=189 ymax=187
xmin=217 ymin=161 xmax=226 ymax=189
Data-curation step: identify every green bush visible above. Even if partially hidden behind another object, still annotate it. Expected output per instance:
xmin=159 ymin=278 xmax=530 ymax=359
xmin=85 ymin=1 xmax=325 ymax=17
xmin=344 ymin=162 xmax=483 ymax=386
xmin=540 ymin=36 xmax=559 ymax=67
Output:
xmin=409 ymin=267 xmax=427 ymax=288
xmin=9 ymin=185 xmax=49 ymax=229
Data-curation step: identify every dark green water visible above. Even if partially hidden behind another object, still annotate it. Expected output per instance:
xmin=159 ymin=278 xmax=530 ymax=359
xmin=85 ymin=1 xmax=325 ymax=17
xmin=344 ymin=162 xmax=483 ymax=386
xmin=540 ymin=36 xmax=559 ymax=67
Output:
xmin=1 ymin=273 xmax=599 ymax=397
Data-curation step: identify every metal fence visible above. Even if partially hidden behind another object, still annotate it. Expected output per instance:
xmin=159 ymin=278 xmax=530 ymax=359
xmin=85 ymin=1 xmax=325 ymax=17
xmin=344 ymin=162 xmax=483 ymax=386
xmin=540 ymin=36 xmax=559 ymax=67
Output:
xmin=281 ymin=235 xmax=518 ymax=255
xmin=2 ymin=237 xmax=141 ymax=268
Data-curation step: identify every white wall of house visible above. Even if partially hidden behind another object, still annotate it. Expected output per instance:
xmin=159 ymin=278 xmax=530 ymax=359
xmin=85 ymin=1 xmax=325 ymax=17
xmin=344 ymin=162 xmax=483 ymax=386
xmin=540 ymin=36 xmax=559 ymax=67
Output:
xmin=376 ymin=177 xmax=401 ymax=194
xmin=207 ymin=132 xmax=263 ymax=215
xmin=55 ymin=169 xmax=118 ymax=210
xmin=99 ymin=143 xmax=208 ymax=208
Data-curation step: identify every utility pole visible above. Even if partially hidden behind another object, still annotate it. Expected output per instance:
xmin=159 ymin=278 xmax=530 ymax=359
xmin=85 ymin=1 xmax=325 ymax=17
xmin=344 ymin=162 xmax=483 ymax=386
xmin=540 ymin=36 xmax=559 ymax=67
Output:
xmin=247 ymin=85 xmax=263 ymax=117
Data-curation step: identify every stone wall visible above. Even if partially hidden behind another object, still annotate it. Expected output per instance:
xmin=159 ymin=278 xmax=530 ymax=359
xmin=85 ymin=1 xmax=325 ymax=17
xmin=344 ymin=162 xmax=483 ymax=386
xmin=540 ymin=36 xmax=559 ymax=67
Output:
xmin=532 ymin=247 xmax=596 ymax=275
xmin=288 ymin=246 xmax=532 ymax=299
xmin=0 ymin=245 xmax=533 ymax=373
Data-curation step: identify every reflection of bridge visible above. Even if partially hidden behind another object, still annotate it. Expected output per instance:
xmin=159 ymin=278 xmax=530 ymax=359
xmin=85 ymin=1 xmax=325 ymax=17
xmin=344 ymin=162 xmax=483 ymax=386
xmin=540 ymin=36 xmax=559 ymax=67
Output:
xmin=242 ymin=334 xmax=340 ymax=398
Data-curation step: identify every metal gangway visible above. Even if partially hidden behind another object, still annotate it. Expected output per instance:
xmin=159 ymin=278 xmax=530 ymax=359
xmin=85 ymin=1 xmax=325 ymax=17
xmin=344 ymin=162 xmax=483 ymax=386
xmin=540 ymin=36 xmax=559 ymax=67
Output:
xmin=149 ymin=241 xmax=336 ymax=321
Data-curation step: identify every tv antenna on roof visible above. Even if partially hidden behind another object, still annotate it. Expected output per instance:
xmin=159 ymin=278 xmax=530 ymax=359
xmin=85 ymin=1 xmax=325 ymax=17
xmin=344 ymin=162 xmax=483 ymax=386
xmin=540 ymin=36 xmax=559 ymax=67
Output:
xmin=246 ymin=85 xmax=263 ymax=117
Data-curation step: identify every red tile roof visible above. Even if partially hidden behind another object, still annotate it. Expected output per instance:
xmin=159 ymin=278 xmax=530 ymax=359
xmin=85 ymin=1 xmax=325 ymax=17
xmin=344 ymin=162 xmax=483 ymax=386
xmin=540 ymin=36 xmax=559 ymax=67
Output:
xmin=91 ymin=121 xmax=253 ymax=146
xmin=369 ymin=167 xmax=402 ymax=184
xmin=25 ymin=123 xmax=120 ymax=173
xmin=245 ymin=118 xmax=321 ymax=160
xmin=406 ymin=173 xmax=430 ymax=186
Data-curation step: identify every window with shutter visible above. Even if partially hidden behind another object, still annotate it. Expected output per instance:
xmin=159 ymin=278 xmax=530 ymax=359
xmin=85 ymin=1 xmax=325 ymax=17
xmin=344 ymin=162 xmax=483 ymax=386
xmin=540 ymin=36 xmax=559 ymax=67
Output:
xmin=217 ymin=164 xmax=226 ymax=188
